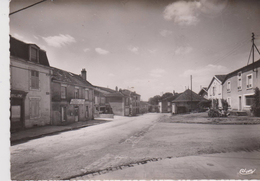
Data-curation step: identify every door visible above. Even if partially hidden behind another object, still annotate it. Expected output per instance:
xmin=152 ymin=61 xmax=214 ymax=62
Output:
xmin=238 ymin=96 xmax=242 ymax=111
xmin=85 ymin=106 xmax=89 ymax=120
xmin=10 ymin=98 xmax=23 ymax=131
xmin=74 ymin=106 xmax=79 ymax=122
xmin=61 ymin=107 xmax=66 ymax=122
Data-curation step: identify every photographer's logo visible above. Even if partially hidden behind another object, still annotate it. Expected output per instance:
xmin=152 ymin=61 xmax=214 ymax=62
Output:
xmin=239 ymin=168 xmax=256 ymax=175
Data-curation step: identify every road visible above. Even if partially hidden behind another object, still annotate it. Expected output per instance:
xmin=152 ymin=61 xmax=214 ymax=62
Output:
xmin=11 ymin=113 xmax=260 ymax=180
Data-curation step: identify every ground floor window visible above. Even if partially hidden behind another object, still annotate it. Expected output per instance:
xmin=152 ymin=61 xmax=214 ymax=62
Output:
xmin=227 ymin=97 xmax=231 ymax=108
xmin=245 ymin=95 xmax=254 ymax=107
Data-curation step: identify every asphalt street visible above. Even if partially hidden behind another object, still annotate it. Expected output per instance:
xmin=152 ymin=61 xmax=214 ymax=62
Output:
xmin=11 ymin=113 xmax=260 ymax=180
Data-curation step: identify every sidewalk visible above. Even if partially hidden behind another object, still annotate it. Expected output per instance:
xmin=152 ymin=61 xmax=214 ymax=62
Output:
xmin=86 ymin=151 xmax=260 ymax=180
xmin=11 ymin=119 xmax=111 ymax=145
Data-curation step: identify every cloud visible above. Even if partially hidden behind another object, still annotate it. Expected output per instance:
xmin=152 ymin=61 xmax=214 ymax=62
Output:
xmin=95 ymin=48 xmax=110 ymax=55
xmin=108 ymin=73 xmax=115 ymax=77
xmin=134 ymin=67 xmax=141 ymax=71
xmin=163 ymin=1 xmax=201 ymax=25
xmin=128 ymin=46 xmax=139 ymax=54
xmin=175 ymin=46 xmax=193 ymax=55
xmin=83 ymin=48 xmax=90 ymax=52
xmin=42 ymin=34 xmax=76 ymax=48
xmin=33 ymin=35 xmax=39 ymax=40
xmin=180 ymin=64 xmax=228 ymax=78
xmin=199 ymin=0 xmax=228 ymax=16
xmin=160 ymin=30 xmax=172 ymax=37
xmin=150 ymin=68 xmax=166 ymax=78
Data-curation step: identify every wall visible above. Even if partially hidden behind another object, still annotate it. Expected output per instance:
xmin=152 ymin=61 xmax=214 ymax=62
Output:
xmin=208 ymin=78 xmax=223 ymax=108
xmin=223 ymin=67 xmax=260 ymax=112
xmin=10 ymin=57 xmax=51 ymax=128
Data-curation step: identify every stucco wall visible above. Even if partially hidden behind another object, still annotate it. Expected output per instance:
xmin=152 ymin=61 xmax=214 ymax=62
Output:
xmin=223 ymin=67 xmax=260 ymax=112
xmin=11 ymin=57 xmax=51 ymax=128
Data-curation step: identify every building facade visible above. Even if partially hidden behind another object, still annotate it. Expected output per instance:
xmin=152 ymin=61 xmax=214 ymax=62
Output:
xmin=222 ymin=60 xmax=260 ymax=113
xmin=10 ymin=36 xmax=52 ymax=131
xmin=51 ymin=68 xmax=94 ymax=125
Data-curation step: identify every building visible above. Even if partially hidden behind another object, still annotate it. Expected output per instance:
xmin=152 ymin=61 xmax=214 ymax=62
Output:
xmin=140 ymin=101 xmax=150 ymax=114
xmin=172 ymin=89 xmax=207 ymax=114
xmin=198 ymin=87 xmax=208 ymax=99
xmin=10 ymin=36 xmax=52 ymax=131
xmin=51 ymin=68 xmax=94 ymax=125
xmin=207 ymin=75 xmax=226 ymax=108
xmin=222 ymin=59 xmax=260 ymax=114
xmin=159 ymin=93 xmax=180 ymax=113
xmin=120 ymin=89 xmax=141 ymax=116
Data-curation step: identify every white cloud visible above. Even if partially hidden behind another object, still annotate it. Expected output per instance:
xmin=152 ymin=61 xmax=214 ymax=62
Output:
xmin=150 ymin=68 xmax=166 ymax=78
xmin=108 ymin=73 xmax=115 ymax=77
xmin=134 ymin=67 xmax=141 ymax=71
xmin=42 ymin=34 xmax=76 ymax=48
xmin=33 ymin=35 xmax=39 ymax=40
xmin=160 ymin=29 xmax=172 ymax=37
xmin=128 ymin=46 xmax=139 ymax=54
xmin=180 ymin=64 xmax=228 ymax=78
xmin=95 ymin=48 xmax=110 ymax=55
xmin=175 ymin=46 xmax=193 ymax=55
xmin=163 ymin=1 xmax=201 ymax=26
xmin=83 ymin=48 xmax=90 ymax=52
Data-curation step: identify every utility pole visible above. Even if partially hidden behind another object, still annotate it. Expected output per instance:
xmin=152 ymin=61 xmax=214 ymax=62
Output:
xmin=247 ymin=32 xmax=260 ymax=66
xmin=190 ymin=75 xmax=192 ymax=112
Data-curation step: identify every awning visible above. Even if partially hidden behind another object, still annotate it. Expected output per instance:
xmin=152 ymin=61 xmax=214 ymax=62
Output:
xmin=70 ymin=99 xmax=85 ymax=105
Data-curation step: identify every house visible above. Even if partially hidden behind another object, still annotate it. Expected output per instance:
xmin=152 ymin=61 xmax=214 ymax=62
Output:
xmin=198 ymin=87 xmax=208 ymax=99
xmin=140 ymin=101 xmax=150 ymax=114
xmin=51 ymin=68 xmax=94 ymax=125
xmin=159 ymin=93 xmax=180 ymax=113
xmin=93 ymin=86 xmax=124 ymax=117
xmin=207 ymin=75 xmax=226 ymax=108
xmin=222 ymin=59 xmax=260 ymax=114
xmin=120 ymin=89 xmax=141 ymax=116
xmin=10 ymin=36 xmax=52 ymax=131
xmin=172 ymin=89 xmax=208 ymax=114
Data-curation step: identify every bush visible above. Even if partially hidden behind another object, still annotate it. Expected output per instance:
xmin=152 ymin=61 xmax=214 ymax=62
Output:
xmin=251 ymin=87 xmax=260 ymax=117
xmin=208 ymin=109 xmax=220 ymax=117
xmin=221 ymin=99 xmax=229 ymax=112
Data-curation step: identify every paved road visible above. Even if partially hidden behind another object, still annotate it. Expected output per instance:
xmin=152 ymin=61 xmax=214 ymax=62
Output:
xmin=11 ymin=113 xmax=260 ymax=180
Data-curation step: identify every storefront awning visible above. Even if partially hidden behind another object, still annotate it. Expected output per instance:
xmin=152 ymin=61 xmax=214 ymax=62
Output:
xmin=11 ymin=90 xmax=28 ymax=98
xmin=70 ymin=99 xmax=85 ymax=105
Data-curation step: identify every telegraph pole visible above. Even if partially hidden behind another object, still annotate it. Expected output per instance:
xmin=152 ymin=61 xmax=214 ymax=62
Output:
xmin=247 ymin=32 xmax=260 ymax=66
xmin=190 ymin=75 xmax=192 ymax=112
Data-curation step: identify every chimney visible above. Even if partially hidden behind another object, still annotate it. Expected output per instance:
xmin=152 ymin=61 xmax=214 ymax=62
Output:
xmin=115 ymin=86 xmax=118 ymax=91
xmin=81 ymin=68 xmax=87 ymax=80
xmin=173 ymin=90 xmax=175 ymax=96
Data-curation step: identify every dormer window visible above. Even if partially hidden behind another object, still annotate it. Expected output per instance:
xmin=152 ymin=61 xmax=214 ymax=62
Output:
xmin=30 ymin=45 xmax=39 ymax=63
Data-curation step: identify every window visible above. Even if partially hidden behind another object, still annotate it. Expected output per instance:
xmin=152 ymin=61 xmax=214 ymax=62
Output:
xmin=213 ymin=87 xmax=216 ymax=96
xmin=237 ymin=72 xmax=242 ymax=90
xmin=246 ymin=74 xmax=253 ymax=89
xmin=85 ymin=89 xmax=89 ymax=100
xmin=61 ymin=86 xmax=67 ymax=99
xmin=30 ymin=98 xmax=40 ymax=118
xmin=95 ymin=96 xmax=99 ymax=104
xmin=227 ymin=97 xmax=231 ymax=108
xmin=101 ymin=97 xmax=105 ymax=104
xmin=227 ymin=81 xmax=231 ymax=92
xmin=168 ymin=102 xmax=171 ymax=106
xmin=74 ymin=87 xmax=79 ymax=98
xmin=245 ymin=95 xmax=254 ymax=107
xmin=125 ymin=97 xmax=129 ymax=106
xmin=31 ymin=70 xmax=39 ymax=89
xmin=30 ymin=46 xmax=38 ymax=62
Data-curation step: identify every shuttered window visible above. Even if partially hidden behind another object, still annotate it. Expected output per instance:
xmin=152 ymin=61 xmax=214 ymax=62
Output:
xmin=30 ymin=98 xmax=40 ymax=118
xmin=31 ymin=70 xmax=39 ymax=89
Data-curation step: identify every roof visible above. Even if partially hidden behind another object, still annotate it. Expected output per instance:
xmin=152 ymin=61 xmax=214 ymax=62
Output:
xmin=51 ymin=67 xmax=93 ymax=87
xmin=198 ymin=87 xmax=208 ymax=95
xmin=162 ymin=93 xmax=181 ymax=102
xmin=172 ymin=89 xmax=207 ymax=103
xmin=120 ymin=89 xmax=140 ymax=97
xmin=10 ymin=36 xmax=50 ymax=67
xmin=93 ymin=86 xmax=124 ymax=97
xmin=207 ymin=74 xmax=226 ymax=90
xmin=223 ymin=59 xmax=260 ymax=83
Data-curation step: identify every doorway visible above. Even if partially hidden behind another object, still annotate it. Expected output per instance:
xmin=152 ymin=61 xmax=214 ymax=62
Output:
xmin=10 ymin=98 xmax=24 ymax=131
xmin=74 ymin=106 xmax=79 ymax=122
xmin=238 ymin=96 xmax=242 ymax=111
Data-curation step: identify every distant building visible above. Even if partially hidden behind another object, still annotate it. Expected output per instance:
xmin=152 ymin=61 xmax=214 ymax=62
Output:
xmin=207 ymin=75 xmax=226 ymax=108
xmin=120 ymin=89 xmax=141 ymax=116
xmin=140 ymin=101 xmax=150 ymax=114
xmin=51 ymin=68 xmax=94 ymax=125
xmin=198 ymin=87 xmax=208 ymax=99
xmin=159 ymin=93 xmax=180 ymax=113
xmin=222 ymin=59 xmax=260 ymax=114
xmin=10 ymin=36 xmax=52 ymax=131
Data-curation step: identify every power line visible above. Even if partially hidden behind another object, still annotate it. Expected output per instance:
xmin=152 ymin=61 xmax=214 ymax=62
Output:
xmin=9 ymin=0 xmax=48 ymax=16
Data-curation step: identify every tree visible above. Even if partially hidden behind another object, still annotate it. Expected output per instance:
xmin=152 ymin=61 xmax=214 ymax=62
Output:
xmin=159 ymin=92 xmax=173 ymax=101
xmin=148 ymin=95 xmax=161 ymax=105
xmin=251 ymin=87 xmax=260 ymax=117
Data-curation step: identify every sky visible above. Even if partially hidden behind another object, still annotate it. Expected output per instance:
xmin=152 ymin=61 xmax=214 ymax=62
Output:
xmin=9 ymin=0 xmax=260 ymax=101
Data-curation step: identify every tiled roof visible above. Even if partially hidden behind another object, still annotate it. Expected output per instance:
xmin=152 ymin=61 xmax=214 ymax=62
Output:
xmin=162 ymin=93 xmax=181 ymax=101
xmin=172 ymin=89 xmax=207 ymax=102
xmin=51 ymin=67 xmax=93 ymax=87
xmin=93 ymin=86 xmax=124 ymax=97
xmin=10 ymin=36 xmax=50 ymax=67
xmin=215 ymin=75 xmax=226 ymax=83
